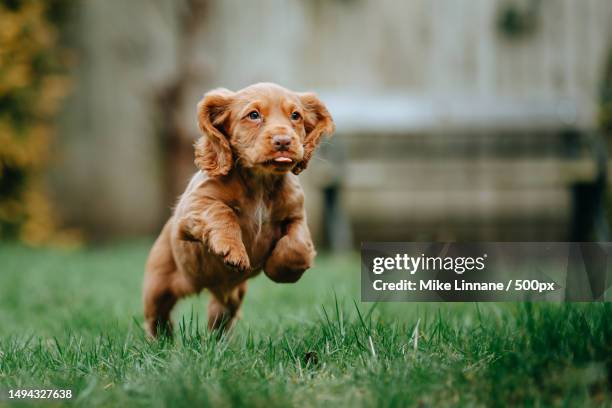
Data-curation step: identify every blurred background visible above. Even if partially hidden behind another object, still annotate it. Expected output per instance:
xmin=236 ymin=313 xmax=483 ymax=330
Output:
xmin=2 ymin=0 xmax=612 ymax=249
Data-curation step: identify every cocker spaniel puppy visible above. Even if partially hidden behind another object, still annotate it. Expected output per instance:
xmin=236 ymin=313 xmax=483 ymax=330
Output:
xmin=143 ymin=83 xmax=335 ymax=337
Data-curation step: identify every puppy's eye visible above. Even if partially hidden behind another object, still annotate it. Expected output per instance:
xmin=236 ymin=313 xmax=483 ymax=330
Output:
xmin=290 ymin=111 xmax=301 ymax=121
xmin=248 ymin=111 xmax=260 ymax=120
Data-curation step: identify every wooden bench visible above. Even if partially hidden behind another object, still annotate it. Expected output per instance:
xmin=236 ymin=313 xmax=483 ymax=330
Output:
xmin=302 ymin=95 xmax=607 ymax=249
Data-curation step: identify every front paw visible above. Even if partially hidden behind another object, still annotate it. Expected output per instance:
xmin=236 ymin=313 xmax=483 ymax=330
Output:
xmin=263 ymin=236 xmax=314 ymax=283
xmin=223 ymin=247 xmax=251 ymax=273
xmin=209 ymin=238 xmax=251 ymax=273
xmin=264 ymin=264 xmax=307 ymax=283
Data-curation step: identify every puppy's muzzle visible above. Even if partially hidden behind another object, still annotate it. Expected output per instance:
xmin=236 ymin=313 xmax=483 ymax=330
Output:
xmin=272 ymin=135 xmax=292 ymax=152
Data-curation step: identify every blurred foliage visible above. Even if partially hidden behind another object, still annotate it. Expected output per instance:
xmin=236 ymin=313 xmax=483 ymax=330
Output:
xmin=0 ymin=0 xmax=77 ymax=245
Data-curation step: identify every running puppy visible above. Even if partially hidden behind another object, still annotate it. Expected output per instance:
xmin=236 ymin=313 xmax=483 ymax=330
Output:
xmin=143 ymin=83 xmax=334 ymax=337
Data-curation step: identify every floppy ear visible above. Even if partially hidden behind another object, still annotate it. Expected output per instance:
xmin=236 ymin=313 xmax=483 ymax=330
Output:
xmin=194 ymin=88 xmax=235 ymax=176
xmin=292 ymin=92 xmax=335 ymax=175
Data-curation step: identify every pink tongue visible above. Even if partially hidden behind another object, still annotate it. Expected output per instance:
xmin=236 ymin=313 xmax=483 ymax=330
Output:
xmin=274 ymin=157 xmax=292 ymax=163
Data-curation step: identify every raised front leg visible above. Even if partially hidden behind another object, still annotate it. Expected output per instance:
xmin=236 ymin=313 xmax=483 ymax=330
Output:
xmin=264 ymin=217 xmax=316 ymax=283
xmin=178 ymin=199 xmax=251 ymax=273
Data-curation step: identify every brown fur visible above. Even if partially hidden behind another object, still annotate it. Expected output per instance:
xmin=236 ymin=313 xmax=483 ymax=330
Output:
xmin=143 ymin=83 xmax=334 ymax=337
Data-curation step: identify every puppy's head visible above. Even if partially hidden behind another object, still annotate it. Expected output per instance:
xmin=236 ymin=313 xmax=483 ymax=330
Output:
xmin=195 ymin=83 xmax=334 ymax=176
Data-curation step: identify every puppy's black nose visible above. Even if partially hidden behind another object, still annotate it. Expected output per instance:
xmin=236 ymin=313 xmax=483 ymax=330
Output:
xmin=272 ymin=135 xmax=291 ymax=151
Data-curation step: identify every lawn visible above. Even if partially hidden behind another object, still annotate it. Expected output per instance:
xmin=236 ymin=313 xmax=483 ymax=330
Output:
xmin=0 ymin=240 xmax=610 ymax=407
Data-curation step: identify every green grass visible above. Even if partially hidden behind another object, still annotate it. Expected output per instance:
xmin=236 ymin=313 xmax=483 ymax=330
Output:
xmin=0 ymin=240 xmax=610 ymax=407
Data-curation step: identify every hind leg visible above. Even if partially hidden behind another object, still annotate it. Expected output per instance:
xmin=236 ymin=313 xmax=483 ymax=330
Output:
xmin=144 ymin=267 xmax=195 ymax=337
xmin=208 ymin=281 xmax=247 ymax=331
xmin=143 ymin=222 xmax=192 ymax=338
xmin=144 ymin=271 xmax=179 ymax=338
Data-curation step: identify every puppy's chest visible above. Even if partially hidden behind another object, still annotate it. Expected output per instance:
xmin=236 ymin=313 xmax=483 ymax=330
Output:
xmin=234 ymin=198 xmax=280 ymax=247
